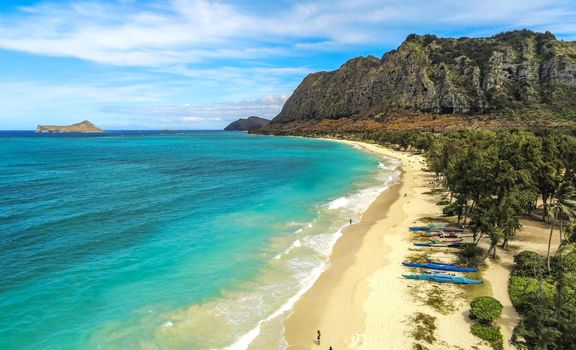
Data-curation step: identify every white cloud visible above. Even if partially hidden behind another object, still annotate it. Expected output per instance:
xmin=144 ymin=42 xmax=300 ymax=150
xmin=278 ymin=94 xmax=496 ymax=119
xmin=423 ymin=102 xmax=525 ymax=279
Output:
xmin=0 ymin=0 xmax=574 ymax=67
xmin=98 ymin=94 xmax=289 ymax=128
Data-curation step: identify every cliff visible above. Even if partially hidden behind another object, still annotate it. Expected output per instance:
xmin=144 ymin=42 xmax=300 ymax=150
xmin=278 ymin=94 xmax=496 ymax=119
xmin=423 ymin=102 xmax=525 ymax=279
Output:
xmin=224 ymin=116 xmax=270 ymax=131
xmin=36 ymin=120 xmax=103 ymax=133
xmin=271 ymin=30 xmax=576 ymax=129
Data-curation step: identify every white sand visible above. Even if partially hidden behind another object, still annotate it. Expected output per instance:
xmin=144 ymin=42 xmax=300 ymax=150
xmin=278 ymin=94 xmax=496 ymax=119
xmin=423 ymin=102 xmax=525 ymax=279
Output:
xmin=284 ymin=141 xmax=489 ymax=350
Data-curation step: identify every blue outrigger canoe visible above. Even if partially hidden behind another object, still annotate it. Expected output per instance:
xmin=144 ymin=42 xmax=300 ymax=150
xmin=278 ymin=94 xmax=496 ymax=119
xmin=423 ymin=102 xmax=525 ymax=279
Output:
xmin=442 ymin=228 xmax=465 ymax=232
xmin=402 ymin=262 xmax=478 ymax=273
xmin=409 ymin=226 xmax=433 ymax=231
xmin=413 ymin=241 xmax=464 ymax=248
xmin=402 ymin=273 xmax=483 ymax=285
xmin=409 ymin=226 xmax=464 ymax=233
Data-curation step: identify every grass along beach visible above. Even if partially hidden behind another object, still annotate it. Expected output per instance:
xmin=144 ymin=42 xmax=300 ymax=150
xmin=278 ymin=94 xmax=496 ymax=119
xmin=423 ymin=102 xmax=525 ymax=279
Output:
xmin=282 ymin=139 xmax=557 ymax=350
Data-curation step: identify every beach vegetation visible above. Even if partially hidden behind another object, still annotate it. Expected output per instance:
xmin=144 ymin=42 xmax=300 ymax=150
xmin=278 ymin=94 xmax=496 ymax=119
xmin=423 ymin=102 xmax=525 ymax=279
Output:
xmin=512 ymin=251 xmax=546 ymax=278
xmin=436 ymin=199 xmax=450 ymax=206
xmin=468 ymin=295 xmax=504 ymax=350
xmin=424 ymin=285 xmax=457 ymax=314
xmin=410 ymin=312 xmax=437 ymax=344
xmin=510 ymin=250 xmax=576 ymax=349
xmin=458 ymin=243 xmax=484 ymax=266
xmin=545 ymin=181 xmax=576 ymax=270
xmin=418 ymin=129 xmax=576 ymax=265
xmin=509 ymin=276 xmax=555 ymax=313
xmin=469 ymin=296 xmax=503 ymax=323
xmin=470 ymin=324 xmax=503 ymax=350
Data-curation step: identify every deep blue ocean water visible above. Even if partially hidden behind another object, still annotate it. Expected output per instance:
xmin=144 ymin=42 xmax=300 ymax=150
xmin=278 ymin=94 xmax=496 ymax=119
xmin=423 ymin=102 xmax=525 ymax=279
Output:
xmin=0 ymin=131 xmax=398 ymax=349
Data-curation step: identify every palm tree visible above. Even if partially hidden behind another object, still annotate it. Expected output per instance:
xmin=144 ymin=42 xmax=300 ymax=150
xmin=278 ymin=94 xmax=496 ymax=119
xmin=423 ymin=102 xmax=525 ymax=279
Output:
xmin=546 ymin=181 xmax=576 ymax=270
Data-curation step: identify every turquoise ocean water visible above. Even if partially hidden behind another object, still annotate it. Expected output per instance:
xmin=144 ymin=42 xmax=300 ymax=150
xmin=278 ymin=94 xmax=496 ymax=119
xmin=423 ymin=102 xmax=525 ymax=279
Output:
xmin=0 ymin=131 xmax=399 ymax=349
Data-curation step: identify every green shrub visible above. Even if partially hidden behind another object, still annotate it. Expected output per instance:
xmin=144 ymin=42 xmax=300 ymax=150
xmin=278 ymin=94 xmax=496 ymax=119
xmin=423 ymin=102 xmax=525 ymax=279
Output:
xmin=410 ymin=312 xmax=436 ymax=344
xmin=458 ymin=243 xmax=483 ymax=266
xmin=509 ymin=276 xmax=555 ymax=313
xmin=471 ymin=324 xmax=503 ymax=349
xmin=470 ymin=296 xmax=503 ymax=323
xmin=512 ymin=251 xmax=545 ymax=277
xmin=555 ymin=251 xmax=576 ymax=273
xmin=442 ymin=203 xmax=458 ymax=216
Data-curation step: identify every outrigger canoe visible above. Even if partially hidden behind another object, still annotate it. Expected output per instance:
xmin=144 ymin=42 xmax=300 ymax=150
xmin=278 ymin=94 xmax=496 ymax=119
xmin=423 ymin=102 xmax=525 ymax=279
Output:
xmin=410 ymin=226 xmax=464 ymax=233
xmin=442 ymin=228 xmax=465 ymax=233
xmin=419 ymin=232 xmax=460 ymax=237
xmin=409 ymin=247 xmax=462 ymax=253
xmin=402 ymin=274 xmax=483 ymax=284
xmin=424 ymin=270 xmax=456 ymax=276
xmin=409 ymin=226 xmax=435 ymax=231
xmin=436 ymin=238 xmax=463 ymax=242
xmin=402 ymin=262 xmax=478 ymax=273
xmin=413 ymin=241 xmax=464 ymax=248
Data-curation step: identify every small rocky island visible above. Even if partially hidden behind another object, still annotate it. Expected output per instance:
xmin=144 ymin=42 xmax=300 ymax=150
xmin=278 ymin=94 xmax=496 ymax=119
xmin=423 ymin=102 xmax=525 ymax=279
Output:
xmin=36 ymin=120 xmax=103 ymax=133
xmin=224 ymin=116 xmax=270 ymax=131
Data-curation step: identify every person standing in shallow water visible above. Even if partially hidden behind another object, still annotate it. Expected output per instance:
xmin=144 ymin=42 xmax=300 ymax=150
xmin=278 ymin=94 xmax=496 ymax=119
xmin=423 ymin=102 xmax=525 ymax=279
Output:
xmin=317 ymin=329 xmax=321 ymax=345
xmin=349 ymin=218 xmax=352 ymax=224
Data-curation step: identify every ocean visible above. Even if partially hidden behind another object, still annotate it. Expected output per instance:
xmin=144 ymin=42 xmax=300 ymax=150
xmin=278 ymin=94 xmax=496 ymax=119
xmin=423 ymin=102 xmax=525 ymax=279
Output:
xmin=0 ymin=131 xmax=399 ymax=349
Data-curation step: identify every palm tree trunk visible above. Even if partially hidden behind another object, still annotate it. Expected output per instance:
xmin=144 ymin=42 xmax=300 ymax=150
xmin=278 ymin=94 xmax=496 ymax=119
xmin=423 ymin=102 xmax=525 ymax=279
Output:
xmin=547 ymin=209 xmax=558 ymax=271
xmin=559 ymin=219 xmax=563 ymax=248
xmin=474 ymin=232 xmax=485 ymax=245
xmin=480 ymin=243 xmax=496 ymax=263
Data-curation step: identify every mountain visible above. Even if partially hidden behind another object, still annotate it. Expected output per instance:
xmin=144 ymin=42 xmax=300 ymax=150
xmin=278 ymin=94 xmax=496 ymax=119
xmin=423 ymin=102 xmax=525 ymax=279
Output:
xmin=36 ymin=120 xmax=103 ymax=133
xmin=224 ymin=116 xmax=270 ymax=131
xmin=270 ymin=30 xmax=576 ymax=131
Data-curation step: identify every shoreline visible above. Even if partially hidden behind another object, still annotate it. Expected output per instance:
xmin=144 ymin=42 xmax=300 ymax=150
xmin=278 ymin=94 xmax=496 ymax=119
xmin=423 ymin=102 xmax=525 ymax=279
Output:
xmin=281 ymin=138 xmax=554 ymax=350
xmin=283 ymin=140 xmax=441 ymax=349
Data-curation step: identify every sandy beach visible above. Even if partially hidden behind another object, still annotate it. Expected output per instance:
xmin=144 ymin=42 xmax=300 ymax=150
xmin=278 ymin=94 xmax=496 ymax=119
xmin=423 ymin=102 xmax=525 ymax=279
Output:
xmin=282 ymin=139 xmax=558 ymax=350
xmin=283 ymin=140 xmax=478 ymax=350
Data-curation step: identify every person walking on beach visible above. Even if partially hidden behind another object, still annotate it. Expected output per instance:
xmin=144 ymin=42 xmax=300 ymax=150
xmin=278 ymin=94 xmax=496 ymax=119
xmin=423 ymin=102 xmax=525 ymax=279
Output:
xmin=349 ymin=218 xmax=352 ymax=224
xmin=317 ymin=329 xmax=321 ymax=345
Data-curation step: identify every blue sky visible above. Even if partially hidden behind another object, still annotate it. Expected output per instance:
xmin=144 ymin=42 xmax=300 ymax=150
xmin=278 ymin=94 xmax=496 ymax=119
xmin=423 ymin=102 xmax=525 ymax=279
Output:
xmin=0 ymin=0 xmax=575 ymax=130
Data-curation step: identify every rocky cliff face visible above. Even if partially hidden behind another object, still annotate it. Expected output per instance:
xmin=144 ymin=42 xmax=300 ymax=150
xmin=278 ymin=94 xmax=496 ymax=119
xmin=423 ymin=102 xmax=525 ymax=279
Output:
xmin=273 ymin=30 xmax=576 ymax=124
xmin=36 ymin=120 xmax=103 ymax=133
xmin=224 ymin=116 xmax=270 ymax=131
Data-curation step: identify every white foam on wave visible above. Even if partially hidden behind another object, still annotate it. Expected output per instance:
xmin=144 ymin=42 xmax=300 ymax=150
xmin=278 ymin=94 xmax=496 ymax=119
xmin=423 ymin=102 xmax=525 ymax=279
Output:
xmin=301 ymin=230 xmax=343 ymax=258
xmin=326 ymin=158 xmax=399 ymax=217
xmin=221 ymin=260 xmax=328 ymax=350
xmin=220 ymin=227 xmax=344 ymax=350
xmin=273 ymin=239 xmax=302 ymax=260
xmin=327 ymin=196 xmax=350 ymax=210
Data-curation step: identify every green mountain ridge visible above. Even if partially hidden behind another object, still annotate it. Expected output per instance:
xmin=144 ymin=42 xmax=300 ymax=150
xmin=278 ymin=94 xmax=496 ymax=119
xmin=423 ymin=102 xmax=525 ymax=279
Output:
xmin=271 ymin=30 xmax=576 ymax=128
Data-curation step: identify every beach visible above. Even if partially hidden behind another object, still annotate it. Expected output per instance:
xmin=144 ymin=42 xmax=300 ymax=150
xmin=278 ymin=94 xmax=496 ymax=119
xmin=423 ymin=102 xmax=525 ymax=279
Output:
xmin=284 ymin=140 xmax=492 ymax=350
xmin=283 ymin=141 xmax=443 ymax=349
xmin=282 ymin=139 xmax=562 ymax=350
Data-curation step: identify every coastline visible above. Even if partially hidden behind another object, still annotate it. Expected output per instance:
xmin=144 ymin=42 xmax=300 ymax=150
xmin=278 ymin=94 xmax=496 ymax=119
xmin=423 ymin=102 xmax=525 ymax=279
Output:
xmin=281 ymin=138 xmax=557 ymax=350
xmin=283 ymin=140 xmax=442 ymax=349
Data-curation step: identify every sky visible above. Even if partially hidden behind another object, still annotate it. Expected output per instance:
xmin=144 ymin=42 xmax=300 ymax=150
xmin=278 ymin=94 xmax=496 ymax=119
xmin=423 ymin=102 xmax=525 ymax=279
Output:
xmin=0 ymin=0 xmax=575 ymax=130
